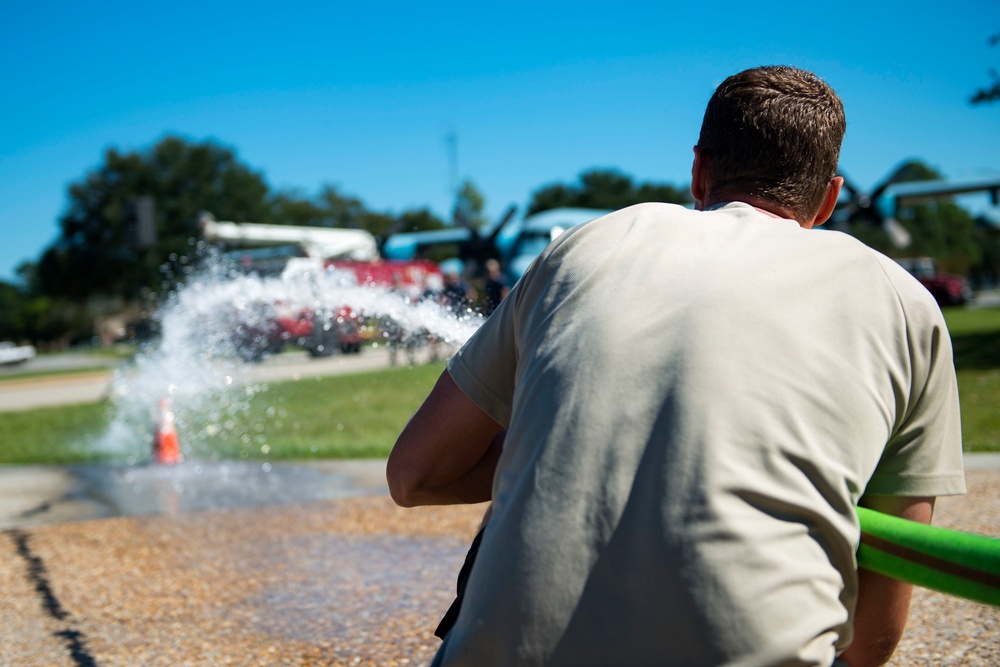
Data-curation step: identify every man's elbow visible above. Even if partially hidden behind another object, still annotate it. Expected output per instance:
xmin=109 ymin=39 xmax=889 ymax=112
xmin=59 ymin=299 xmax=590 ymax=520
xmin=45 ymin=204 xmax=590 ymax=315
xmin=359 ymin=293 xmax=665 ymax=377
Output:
xmin=840 ymin=634 xmax=902 ymax=667
xmin=385 ymin=452 xmax=424 ymax=508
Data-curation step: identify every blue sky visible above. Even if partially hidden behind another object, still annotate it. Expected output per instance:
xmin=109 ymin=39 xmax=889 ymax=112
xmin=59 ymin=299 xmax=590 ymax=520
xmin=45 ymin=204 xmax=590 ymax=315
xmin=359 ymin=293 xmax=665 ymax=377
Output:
xmin=1 ymin=1 xmax=998 ymax=282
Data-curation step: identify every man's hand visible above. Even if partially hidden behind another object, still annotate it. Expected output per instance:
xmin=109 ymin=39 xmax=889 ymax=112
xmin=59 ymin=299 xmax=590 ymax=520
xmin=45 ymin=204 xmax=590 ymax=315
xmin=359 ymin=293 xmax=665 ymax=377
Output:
xmin=840 ymin=495 xmax=935 ymax=667
xmin=387 ymin=370 xmax=505 ymax=507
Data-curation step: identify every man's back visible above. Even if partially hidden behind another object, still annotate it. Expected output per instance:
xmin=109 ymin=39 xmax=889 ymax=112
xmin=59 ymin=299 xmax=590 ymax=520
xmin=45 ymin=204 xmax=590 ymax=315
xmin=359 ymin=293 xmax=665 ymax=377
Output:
xmin=441 ymin=202 xmax=965 ymax=666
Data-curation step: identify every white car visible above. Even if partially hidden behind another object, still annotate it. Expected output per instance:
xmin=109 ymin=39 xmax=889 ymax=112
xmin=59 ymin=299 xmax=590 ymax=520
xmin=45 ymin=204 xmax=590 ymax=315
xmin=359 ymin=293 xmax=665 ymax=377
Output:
xmin=0 ymin=341 xmax=36 ymax=366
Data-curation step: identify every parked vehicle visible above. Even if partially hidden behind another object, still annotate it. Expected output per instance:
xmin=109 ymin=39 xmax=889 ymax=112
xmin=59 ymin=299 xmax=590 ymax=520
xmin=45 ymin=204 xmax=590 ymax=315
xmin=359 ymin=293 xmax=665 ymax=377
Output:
xmin=896 ymin=257 xmax=973 ymax=306
xmin=0 ymin=341 xmax=36 ymax=366
xmin=201 ymin=214 xmax=443 ymax=362
xmin=228 ymin=298 xmax=366 ymax=362
xmin=225 ymin=257 xmax=441 ymax=362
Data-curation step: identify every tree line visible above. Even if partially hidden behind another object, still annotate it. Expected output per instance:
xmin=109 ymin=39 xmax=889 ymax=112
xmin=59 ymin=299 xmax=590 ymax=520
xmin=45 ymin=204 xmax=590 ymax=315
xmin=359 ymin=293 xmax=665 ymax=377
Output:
xmin=1 ymin=135 xmax=997 ymax=347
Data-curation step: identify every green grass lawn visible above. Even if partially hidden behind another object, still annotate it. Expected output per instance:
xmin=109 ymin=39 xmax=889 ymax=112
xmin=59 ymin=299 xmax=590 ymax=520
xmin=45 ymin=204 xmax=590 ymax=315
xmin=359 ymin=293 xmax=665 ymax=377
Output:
xmin=0 ymin=306 xmax=997 ymax=464
xmin=942 ymin=306 xmax=1000 ymax=452
xmin=218 ymin=362 xmax=446 ymax=460
xmin=0 ymin=402 xmax=113 ymax=464
xmin=0 ymin=363 xmax=444 ymax=465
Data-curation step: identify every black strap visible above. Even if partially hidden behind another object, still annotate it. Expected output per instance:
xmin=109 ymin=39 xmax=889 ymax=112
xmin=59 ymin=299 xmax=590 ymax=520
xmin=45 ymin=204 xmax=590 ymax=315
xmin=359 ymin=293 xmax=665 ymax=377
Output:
xmin=434 ymin=525 xmax=487 ymax=639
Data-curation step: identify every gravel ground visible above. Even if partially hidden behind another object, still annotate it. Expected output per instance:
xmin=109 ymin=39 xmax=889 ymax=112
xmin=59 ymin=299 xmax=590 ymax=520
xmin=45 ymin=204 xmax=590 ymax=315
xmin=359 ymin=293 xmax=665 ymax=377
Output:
xmin=1 ymin=471 xmax=996 ymax=666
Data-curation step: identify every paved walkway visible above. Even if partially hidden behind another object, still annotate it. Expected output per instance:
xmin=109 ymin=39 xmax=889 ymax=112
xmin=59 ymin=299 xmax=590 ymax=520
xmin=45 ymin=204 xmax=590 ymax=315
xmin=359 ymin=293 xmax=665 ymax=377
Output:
xmin=0 ymin=346 xmax=420 ymax=412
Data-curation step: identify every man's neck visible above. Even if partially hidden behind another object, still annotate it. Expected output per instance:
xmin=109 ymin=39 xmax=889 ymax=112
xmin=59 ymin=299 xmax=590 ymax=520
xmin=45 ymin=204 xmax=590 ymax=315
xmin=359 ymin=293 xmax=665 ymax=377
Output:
xmin=701 ymin=194 xmax=807 ymax=227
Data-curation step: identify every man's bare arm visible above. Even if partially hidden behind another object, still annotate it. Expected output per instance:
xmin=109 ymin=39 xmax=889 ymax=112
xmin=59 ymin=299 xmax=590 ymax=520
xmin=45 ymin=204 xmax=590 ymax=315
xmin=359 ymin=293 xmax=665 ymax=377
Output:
xmin=386 ymin=370 xmax=505 ymax=507
xmin=840 ymin=495 xmax=935 ymax=667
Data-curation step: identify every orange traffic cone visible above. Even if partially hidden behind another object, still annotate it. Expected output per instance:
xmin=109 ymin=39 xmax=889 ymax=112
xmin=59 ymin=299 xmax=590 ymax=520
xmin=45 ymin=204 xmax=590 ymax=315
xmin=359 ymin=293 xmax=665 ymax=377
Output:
xmin=154 ymin=397 xmax=182 ymax=464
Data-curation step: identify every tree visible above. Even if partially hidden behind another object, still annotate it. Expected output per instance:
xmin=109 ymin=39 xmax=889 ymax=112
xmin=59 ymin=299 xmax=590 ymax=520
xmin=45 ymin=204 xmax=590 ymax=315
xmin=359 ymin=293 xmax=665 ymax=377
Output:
xmin=0 ymin=277 xmax=92 ymax=346
xmin=394 ymin=208 xmax=448 ymax=234
xmin=269 ymin=184 xmax=371 ymax=230
xmin=527 ymin=168 xmax=691 ymax=215
xmin=896 ymin=200 xmax=981 ymax=274
xmin=841 ymin=160 xmax=987 ymax=279
xmin=268 ymin=190 xmax=329 ymax=227
xmin=37 ymin=135 xmax=273 ymax=302
xmin=269 ymin=184 xmax=444 ymax=240
xmin=0 ymin=281 xmax=26 ymax=341
xmin=886 ymin=161 xmax=981 ymax=275
xmin=970 ymin=32 xmax=1000 ymax=105
xmin=970 ymin=216 xmax=1000 ymax=288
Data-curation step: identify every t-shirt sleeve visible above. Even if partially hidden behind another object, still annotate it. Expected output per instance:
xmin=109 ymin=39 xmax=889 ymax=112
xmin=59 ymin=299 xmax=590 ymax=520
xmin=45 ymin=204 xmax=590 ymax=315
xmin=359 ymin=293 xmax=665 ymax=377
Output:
xmin=446 ymin=278 xmax=522 ymax=427
xmin=865 ymin=265 xmax=966 ymax=498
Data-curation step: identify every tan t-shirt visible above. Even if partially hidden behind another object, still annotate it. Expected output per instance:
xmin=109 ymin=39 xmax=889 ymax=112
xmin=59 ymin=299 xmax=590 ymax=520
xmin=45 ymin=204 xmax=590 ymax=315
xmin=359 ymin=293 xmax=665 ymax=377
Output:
xmin=441 ymin=202 xmax=965 ymax=667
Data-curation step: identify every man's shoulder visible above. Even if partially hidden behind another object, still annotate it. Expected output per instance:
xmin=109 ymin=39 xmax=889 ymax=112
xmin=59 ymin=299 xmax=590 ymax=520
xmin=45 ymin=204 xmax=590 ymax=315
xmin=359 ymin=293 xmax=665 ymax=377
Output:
xmin=863 ymin=250 xmax=944 ymax=314
xmin=567 ymin=202 xmax=700 ymax=239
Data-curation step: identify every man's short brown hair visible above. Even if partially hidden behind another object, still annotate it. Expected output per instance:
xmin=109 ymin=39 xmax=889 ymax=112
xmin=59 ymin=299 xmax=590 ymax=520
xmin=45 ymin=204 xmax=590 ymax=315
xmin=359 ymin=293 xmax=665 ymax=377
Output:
xmin=697 ymin=66 xmax=846 ymax=220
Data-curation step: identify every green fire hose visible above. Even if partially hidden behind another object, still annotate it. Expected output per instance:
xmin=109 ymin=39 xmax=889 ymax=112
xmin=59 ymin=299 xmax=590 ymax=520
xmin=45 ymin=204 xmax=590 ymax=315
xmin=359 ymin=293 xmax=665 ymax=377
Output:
xmin=856 ymin=506 xmax=1000 ymax=607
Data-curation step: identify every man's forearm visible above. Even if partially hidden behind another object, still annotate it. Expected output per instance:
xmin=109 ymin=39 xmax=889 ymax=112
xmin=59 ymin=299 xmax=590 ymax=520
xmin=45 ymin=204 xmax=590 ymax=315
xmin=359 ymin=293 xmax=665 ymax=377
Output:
xmin=840 ymin=496 xmax=934 ymax=667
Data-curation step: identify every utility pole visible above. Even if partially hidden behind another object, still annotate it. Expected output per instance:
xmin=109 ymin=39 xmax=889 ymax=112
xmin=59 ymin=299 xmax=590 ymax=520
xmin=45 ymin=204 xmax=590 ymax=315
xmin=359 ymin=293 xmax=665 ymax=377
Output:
xmin=445 ymin=129 xmax=459 ymax=198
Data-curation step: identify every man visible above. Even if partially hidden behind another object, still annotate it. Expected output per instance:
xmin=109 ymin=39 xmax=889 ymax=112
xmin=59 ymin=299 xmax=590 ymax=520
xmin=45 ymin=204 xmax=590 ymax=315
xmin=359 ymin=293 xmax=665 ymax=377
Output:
xmin=482 ymin=258 xmax=511 ymax=315
xmin=440 ymin=268 xmax=476 ymax=315
xmin=387 ymin=66 xmax=965 ymax=667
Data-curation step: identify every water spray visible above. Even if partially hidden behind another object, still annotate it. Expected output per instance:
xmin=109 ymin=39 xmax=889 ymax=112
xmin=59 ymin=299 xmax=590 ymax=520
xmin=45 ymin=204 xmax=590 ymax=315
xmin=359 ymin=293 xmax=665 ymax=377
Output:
xmin=97 ymin=242 xmax=481 ymax=463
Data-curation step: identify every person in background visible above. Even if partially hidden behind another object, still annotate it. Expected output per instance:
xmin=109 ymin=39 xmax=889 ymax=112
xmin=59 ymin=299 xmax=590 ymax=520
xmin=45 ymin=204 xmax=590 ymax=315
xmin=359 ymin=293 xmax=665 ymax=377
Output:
xmin=482 ymin=259 xmax=510 ymax=316
xmin=440 ymin=269 xmax=475 ymax=315
xmin=388 ymin=66 xmax=965 ymax=667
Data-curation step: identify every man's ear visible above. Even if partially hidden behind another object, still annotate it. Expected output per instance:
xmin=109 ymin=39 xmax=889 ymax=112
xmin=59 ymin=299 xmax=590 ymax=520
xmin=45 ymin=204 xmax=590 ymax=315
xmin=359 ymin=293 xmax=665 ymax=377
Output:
xmin=809 ymin=176 xmax=844 ymax=228
xmin=691 ymin=146 xmax=708 ymax=210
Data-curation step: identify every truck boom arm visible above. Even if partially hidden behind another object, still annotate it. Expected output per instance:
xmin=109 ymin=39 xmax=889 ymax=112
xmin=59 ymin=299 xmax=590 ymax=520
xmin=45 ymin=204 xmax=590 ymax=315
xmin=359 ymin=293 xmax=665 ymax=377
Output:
xmin=200 ymin=213 xmax=379 ymax=261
